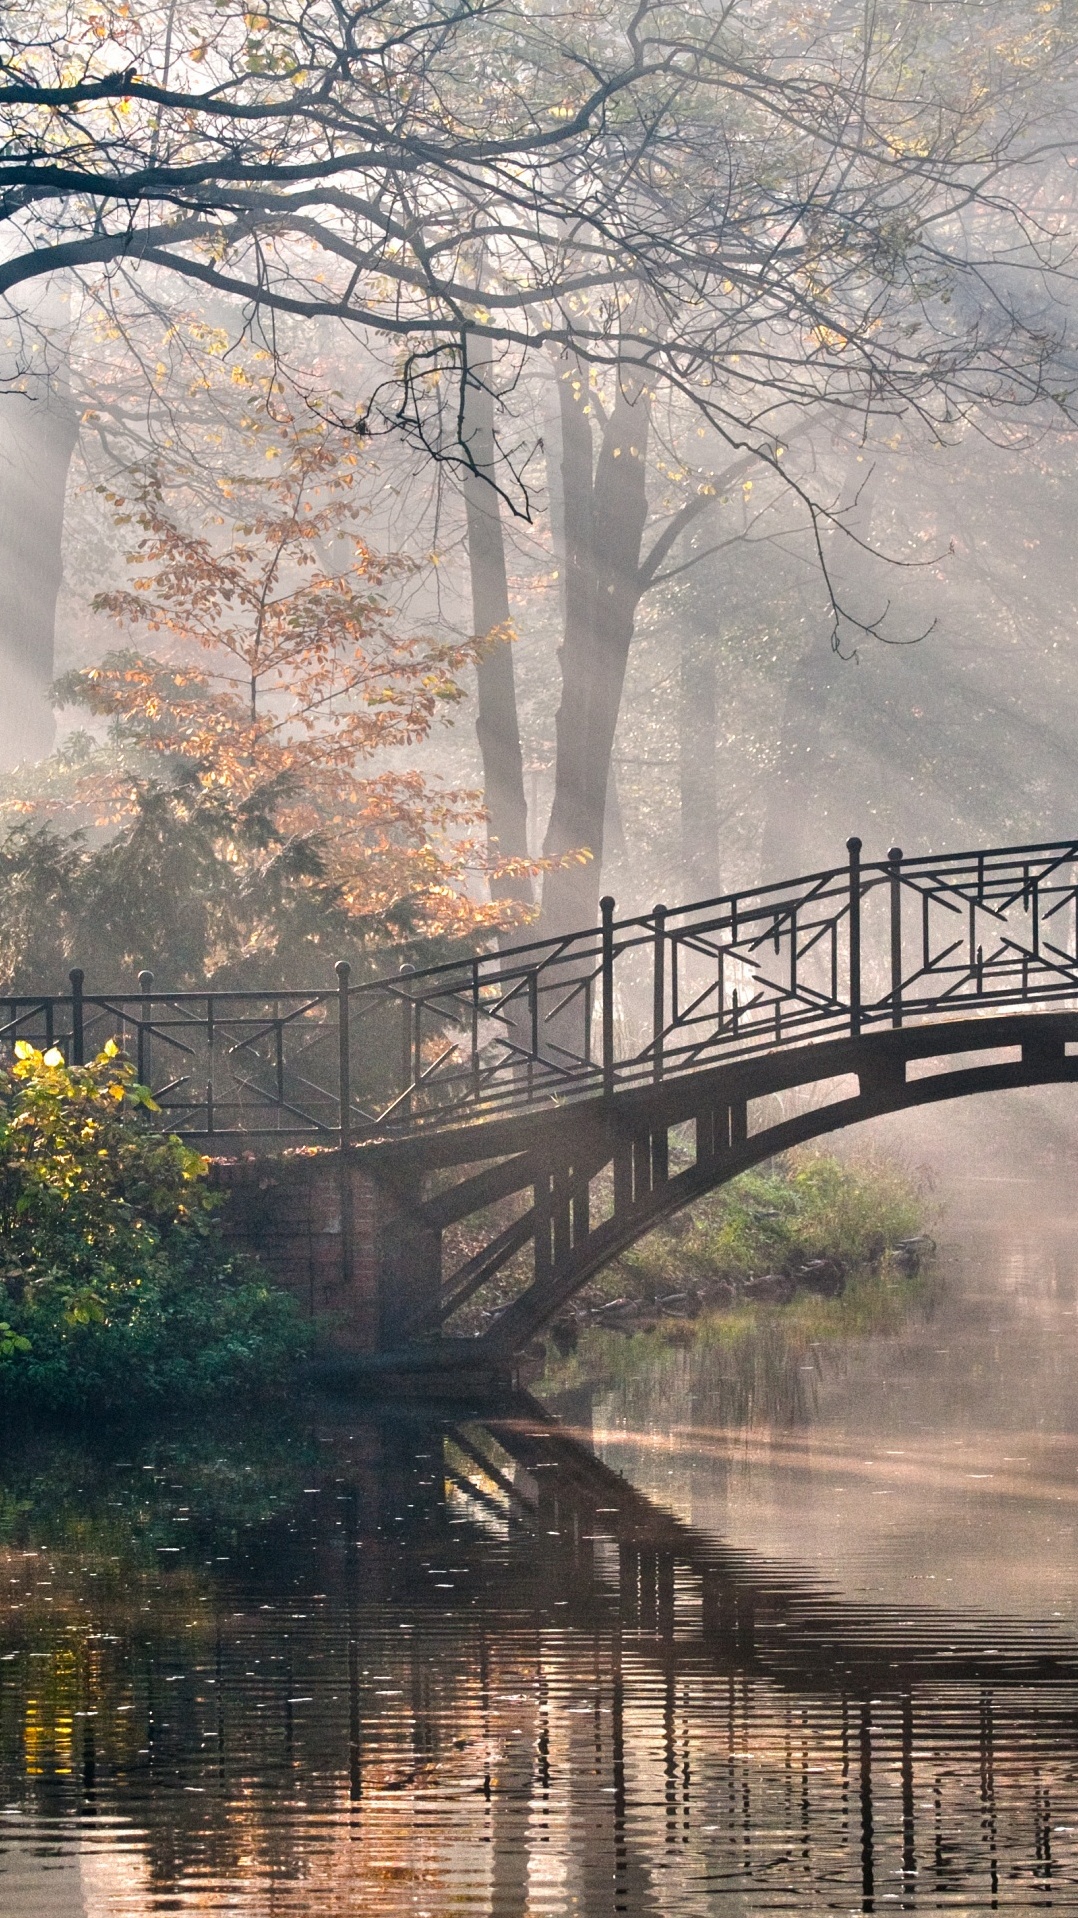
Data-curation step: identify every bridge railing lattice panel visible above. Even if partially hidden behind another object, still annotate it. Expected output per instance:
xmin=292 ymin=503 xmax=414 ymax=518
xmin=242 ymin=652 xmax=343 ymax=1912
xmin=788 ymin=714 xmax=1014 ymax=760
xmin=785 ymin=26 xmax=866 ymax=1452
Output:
xmin=344 ymin=835 xmax=1078 ymax=1133
xmin=3 ymin=835 xmax=1077 ymax=1141
xmin=0 ymin=983 xmax=345 ymax=1142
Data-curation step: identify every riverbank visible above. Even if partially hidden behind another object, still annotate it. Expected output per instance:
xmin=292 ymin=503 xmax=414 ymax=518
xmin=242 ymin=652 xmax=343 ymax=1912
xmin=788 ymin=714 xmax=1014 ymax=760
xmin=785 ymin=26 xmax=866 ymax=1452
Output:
xmin=536 ymin=1147 xmax=935 ymax=1401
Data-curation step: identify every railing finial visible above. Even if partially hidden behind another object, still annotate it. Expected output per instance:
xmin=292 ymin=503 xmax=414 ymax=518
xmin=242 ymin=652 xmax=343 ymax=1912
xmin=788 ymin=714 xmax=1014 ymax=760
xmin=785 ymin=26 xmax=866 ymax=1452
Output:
xmin=137 ymin=970 xmax=154 ymax=1084
xmin=335 ymin=961 xmax=352 ymax=1152
xmin=888 ymin=848 xmax=904 ymax=1028
xmin=397 ymin=961 xmax=415 ymax=1112
xmin=652 ymin=904 xmax=668 ymax=1085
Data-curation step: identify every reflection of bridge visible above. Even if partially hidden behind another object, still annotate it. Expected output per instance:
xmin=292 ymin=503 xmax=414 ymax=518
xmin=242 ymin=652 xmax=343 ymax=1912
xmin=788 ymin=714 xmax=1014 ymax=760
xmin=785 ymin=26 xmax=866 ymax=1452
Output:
xmin=7 ymin=1401 xmax=1078 ymax=1912
xmin=446 ymin=1403 xmax=1078 ymax=1911
xmin=471 ymin=1404 xmax=1078 ymax=1686
xmin=9 ymin=835 xmax=1078 ymax=1363
xmin=246 ymin=1401 xmax=1078 ymax=1911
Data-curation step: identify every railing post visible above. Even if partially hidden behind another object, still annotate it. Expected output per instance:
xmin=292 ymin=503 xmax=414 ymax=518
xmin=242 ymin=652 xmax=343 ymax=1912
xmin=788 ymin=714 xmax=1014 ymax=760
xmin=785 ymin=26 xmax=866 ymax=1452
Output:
xmin=601 ymin=895 xmax=616 ymax=1098
xmin=847 ymin=837 xmax=862 ymax=1038
xmin=335 ymin=960 xmax=354 ymax=1291
xmin=69 ymin=969 xmax=84 ymax=1067
xmin=652 ymin=904 xmax=667 ymax=1083
xmin=528 ymin=968 xmax=539 ymax=1059
xmin=888 ymin=847 xmax=903 ymax=1029
xmin=336 ymin=960 xmax=351 ymax=1149
xmin=399 ymin=963 xmax=415 ymax=1114
xmin=137 ymin=969 xmax=153 ymax=1085
xmin=471 ymin=958 xmax=481 ymax=1101
xmin=205 ymin=994 xmax=214 ymax=1137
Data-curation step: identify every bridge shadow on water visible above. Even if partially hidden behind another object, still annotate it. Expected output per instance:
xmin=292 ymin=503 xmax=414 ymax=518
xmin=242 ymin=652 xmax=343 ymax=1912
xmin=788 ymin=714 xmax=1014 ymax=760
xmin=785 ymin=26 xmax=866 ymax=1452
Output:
xmin=1 ymin=1393 xmax=1078 ymax=1912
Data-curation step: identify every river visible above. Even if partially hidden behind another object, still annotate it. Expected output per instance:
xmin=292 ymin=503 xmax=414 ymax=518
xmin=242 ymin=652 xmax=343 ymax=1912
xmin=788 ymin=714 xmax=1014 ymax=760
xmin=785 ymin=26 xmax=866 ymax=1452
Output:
xmin=2 ymin=1163 xmax=1078 ymax=1913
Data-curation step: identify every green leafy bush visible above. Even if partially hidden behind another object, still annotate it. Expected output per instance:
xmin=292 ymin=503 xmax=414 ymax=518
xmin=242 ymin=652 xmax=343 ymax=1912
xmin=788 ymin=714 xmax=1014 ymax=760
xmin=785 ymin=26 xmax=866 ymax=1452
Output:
xmin=0 ymin=1042 xmax=304 ymax=1417
xmin=593 ymin=1149 xmax=926 ymax=1305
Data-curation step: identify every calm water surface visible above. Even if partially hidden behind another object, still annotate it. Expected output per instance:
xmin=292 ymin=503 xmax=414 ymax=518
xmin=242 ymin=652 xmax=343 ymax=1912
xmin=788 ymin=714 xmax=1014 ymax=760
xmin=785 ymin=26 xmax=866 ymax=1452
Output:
xmin=3 ymin=1172 xmax=1078 ymax=1913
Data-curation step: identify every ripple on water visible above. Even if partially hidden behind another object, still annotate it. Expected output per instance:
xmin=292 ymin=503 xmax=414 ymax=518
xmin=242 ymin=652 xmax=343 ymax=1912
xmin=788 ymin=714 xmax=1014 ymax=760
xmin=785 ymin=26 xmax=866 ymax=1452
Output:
xmin=2 ymin=1172 xmax=1078 ymax=1912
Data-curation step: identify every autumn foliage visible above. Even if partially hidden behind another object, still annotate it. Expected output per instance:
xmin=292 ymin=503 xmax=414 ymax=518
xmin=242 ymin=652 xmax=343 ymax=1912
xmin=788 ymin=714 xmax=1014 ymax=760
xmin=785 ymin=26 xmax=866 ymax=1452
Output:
xmin=0 ymin=411 xmax=530 ymax=988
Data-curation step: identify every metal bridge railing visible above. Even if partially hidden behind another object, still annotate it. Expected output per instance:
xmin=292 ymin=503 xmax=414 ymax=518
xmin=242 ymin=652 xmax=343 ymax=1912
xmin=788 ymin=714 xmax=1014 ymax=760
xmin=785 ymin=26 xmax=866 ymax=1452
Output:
xmin=3 ymin=834 xmax=1078 ymax=1142
xmin=0 ymin=971 xmax=349 ymax=1144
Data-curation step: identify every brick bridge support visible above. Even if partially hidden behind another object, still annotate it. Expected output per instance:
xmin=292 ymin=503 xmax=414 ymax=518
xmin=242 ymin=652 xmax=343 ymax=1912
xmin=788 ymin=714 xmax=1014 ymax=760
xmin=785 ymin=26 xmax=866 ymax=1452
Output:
xmin=209 ymin=1149 xmax=439 ymax=1356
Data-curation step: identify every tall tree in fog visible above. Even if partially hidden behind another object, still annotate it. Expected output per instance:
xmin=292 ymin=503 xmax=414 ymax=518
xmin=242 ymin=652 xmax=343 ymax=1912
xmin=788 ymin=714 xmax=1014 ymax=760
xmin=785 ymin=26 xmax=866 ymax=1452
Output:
xmin=538 ymin=349 xmax=758 ymax=929
xmin=459 ymin=345 xmax=532 ymax=911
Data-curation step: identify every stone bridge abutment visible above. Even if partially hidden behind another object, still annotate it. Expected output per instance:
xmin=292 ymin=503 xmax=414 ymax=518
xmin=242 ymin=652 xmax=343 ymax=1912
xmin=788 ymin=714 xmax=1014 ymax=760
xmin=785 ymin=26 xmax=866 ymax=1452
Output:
xmin=209 ymin=1150 xmax=440 ymax=1355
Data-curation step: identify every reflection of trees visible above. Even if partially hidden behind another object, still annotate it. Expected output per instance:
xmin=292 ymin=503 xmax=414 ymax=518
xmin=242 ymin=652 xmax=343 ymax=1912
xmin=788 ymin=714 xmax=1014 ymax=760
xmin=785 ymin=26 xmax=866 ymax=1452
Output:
xmin=0 ymin=1408 xmax=1077 ymax=1911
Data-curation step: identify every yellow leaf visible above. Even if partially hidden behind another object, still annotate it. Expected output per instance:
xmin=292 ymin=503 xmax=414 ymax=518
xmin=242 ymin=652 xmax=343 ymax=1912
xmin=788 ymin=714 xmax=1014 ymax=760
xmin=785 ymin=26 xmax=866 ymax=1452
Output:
xmin=43 ymin=1047 xmax=64 ymax=1067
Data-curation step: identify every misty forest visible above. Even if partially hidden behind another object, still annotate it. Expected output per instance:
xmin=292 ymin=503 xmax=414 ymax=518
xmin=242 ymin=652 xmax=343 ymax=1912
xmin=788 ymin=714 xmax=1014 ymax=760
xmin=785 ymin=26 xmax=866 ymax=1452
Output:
xmin=6 ymin=2 xmax=1078 ymax=1913
xmin=3 ymin=0 xmax=1078 ymax=980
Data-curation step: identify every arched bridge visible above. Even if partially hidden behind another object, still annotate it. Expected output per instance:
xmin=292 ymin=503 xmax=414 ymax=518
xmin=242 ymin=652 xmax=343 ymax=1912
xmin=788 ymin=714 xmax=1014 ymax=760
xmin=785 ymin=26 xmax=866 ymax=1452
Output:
xmin=8 ymin=834 xmax=1078 ymax=1369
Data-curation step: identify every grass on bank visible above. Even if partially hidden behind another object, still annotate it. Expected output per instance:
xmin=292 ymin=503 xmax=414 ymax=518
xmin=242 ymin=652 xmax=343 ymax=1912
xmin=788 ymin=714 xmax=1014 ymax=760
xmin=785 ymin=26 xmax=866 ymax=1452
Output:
xmin=0 ymin=1042 xmax=304 ymax=1418
xmin=537 ymin=1148 xmax=934 ymax=1401
xmin=592 ymin=1148 xmax=924 ymax=1305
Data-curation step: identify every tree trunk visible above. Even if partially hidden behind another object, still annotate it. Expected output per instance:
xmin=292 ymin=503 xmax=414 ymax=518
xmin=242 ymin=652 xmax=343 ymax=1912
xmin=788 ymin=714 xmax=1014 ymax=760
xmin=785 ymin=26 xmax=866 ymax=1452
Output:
xmin=461 ymin=357 xmax=532 ymax=905
xmin=679 ymin=634 xmax=719 ymax=899
xmin=540 ymin=359 xmax=650 ymax=933
xmin=604 ymin=757 xmax=626 ymax=862
xmin=0 ymin=377 xmax=78 ymax=770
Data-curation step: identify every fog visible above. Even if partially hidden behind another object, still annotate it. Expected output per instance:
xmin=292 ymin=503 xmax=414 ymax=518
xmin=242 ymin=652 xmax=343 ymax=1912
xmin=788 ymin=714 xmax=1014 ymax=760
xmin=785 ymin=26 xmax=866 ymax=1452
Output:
xmin=8 ymin=338 xmax=1078 ymax=929
xmin=1 ymin=0 xmax=1077 ymax=1226
xmin=7 ymin=11 xmax=1078 ymax=1907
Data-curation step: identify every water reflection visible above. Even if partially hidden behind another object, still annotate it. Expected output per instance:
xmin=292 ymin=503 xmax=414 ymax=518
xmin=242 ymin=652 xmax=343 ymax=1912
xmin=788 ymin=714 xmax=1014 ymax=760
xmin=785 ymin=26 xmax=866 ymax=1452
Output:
xmin=2 ymin=1176 xmax=1078 ymax=1912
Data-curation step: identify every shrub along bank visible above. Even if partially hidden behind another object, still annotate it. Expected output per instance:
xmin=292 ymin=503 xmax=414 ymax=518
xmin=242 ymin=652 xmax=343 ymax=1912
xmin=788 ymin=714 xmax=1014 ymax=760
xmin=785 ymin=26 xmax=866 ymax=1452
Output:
xmin=0 ymin=1043 xmax=303 ymax=1418
xmin=543 ymin=1148 xmax=932 ymax=1356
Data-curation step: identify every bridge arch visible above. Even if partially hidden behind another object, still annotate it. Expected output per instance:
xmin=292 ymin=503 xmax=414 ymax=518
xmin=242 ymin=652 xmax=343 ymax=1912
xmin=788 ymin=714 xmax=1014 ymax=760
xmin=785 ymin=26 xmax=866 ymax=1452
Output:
xmin=373 ymin=1005 xmax=1078 ymax=1362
